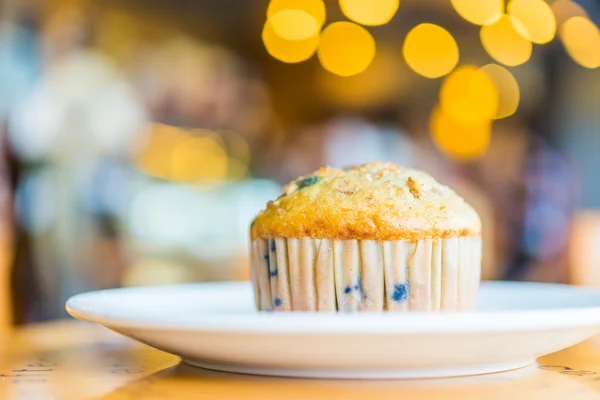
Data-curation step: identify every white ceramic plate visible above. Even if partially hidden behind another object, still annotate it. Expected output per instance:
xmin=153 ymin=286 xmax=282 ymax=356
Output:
xmin=66 ymin=282 xmax=600 ymax=379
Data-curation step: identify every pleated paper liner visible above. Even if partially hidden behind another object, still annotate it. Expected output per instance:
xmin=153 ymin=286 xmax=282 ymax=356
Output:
xmin=250 ymin=237 xmax=481 ymax=312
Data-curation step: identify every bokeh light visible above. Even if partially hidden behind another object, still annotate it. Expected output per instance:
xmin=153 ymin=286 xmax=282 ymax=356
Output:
xmin=219 ymin=130 xmax=251 ymax=180
xmin=318 ymin=22 xmax=376 ymax=76
xmin=227 ymin=158 xmax=249 ymax=180
xmin=267 ymin=0 xmax=326 ymax=28
xmin=450 ymin=0 xmax=503 ymax=25
xmin=440 ymin=65 xmax=498 ymax=124
xmin=136 ymin=123 xmax=188 ymax=180
xmin=551 ymin=0 xmax=588 ymax=26
xmin=268 ymin=9 xmax=319 ymax=41
xmin=560 ymin=16 xmax=600 ymax=69
xmin=219 ymin=130 xmax=251 ymax=164
xmin=263 ymin=20 xmax=319 ymax=63
xmin=430 ymin=106 xmax=492 ymax=161
xmin=402 ymin=23 xmax=459 ymax=79
xmin=480 ymin=64 xmax=520 ymax=119
xmin=507 ymin=0 xmax=556 ymax=44
xmin=171 ymin=136 xmax=228 ymax=182
xmin=340 ymin=0 xmax=399 ymax=26
xmin=480 ymin=14 xmax=532 ymax=66
xmin=317 ymin=47 xmax=404 ymax=108
xmin=135 ymin=124 xmax=231 ymax=183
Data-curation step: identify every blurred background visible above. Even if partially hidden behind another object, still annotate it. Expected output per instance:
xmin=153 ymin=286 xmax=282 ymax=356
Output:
xmin=0 ymin=0 xmax=599 ymax=325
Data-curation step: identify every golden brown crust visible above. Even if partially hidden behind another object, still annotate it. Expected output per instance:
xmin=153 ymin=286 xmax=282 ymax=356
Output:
xmin=251 ymin=162 xmax=481 ymax=241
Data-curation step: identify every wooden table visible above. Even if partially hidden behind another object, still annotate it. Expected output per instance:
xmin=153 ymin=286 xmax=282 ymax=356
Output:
xmin=2 ymin=321 xmax=600 ymax=399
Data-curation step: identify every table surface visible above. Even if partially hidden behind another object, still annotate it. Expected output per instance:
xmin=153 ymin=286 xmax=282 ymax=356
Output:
xmin=2 ymin=321 xmax=600 ymax=399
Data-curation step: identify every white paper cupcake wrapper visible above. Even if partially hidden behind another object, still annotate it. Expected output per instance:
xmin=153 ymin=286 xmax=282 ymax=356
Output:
xmin=250 ymin=237 xmax=481 ymax=312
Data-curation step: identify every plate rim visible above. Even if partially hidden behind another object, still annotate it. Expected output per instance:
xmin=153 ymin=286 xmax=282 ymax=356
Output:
xmin=66 ymin=281 xmax=600 ymax=335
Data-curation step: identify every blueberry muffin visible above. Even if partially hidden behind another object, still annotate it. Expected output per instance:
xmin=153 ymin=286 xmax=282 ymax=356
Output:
xmin=249 ymin=162 xmax=482 ymax=311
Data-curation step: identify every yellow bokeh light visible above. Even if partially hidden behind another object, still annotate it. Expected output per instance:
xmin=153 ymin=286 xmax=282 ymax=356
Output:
xmin=218 ymin=130 xmax=251 ymax=164
xmin=552 ymin=0 xmax=588 ymax=26
xmin=507 ymin=0 xmax=555 ymax=44
xmin=340 ymin=0 xmax=399 ymax=26
xmin=227 ymin=157 xmax=249 ymax=180
xmin=135 ymin=124 xmax=230 ymax=183
xmin=450 ymin=0 xmax=503 ymax=25
xmin=268 ymin=9 xmax=318 ymax=41
xmin=440 ymin=65 xmax=498 ymax=125
xmin=171 ymin=136 xmax=228 ymax=182
xmin=267 ymin=0 xmax=326 ymax=28
xmin=317 ymin=47 xmax=403 ymax=108
xmin=318 ymin=22 xmax=376 ymax=77
xmin=263 ymin=20 xmax=319 ymax=63
xmin=560 ymin=17 xmax=600 ymax=69
xmin=480 ymin=15 xmax=532 ymax=66
xmin=480 ymin=64 xmax=520 ymax=119
xmin=402 ymin=23 xmax=459 ymax=79
xmin=136 ymin=123 xmax=189 ymax=180
xmin=430 ymin=106 xmax=492 ymax=161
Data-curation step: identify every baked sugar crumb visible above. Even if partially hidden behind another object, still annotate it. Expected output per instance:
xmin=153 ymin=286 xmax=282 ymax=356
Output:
xmin=407 ymin=177 xmax=422 ymax=198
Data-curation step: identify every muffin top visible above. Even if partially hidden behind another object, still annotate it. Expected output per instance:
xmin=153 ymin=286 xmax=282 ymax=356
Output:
xmin=251 ymin=162 xmax=481 ymax=241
